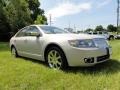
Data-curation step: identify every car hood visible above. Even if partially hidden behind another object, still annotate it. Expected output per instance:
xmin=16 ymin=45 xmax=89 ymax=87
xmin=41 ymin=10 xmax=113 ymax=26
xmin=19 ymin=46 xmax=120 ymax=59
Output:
xmin=45 ymin=34 xmax=104 ymax=40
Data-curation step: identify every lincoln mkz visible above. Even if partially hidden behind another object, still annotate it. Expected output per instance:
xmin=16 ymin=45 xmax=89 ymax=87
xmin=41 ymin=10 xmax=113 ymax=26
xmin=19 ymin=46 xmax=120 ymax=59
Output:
xmin=10 ymin=25 xmax=112 ymax=69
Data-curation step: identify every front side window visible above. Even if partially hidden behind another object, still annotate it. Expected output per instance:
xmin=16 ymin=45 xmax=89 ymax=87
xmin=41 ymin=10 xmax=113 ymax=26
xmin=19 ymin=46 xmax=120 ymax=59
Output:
xmin=25 ymin=26 xmax=40 ymax=36
xmin=39 ymin=26 xmax=70 ymax=34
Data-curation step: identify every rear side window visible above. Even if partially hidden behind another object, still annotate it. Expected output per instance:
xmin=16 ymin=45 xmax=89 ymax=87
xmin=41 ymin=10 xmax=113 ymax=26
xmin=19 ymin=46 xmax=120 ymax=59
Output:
xmin=15 ymin=27 xmax=28 ymax=37
xmin=15 ymin=26 xmax=40 ymax=37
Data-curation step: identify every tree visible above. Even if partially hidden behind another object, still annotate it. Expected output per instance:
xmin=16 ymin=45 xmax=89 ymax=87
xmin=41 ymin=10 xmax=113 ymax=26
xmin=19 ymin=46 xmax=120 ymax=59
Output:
xmin=107 ymin=24 xmax=117 ymax=32
xmin=34 ymin=15 xmax=47 ymax=24
xmin=0 ymin=0 xmax=11 ymax=33
xmin=85 ymin=28 xmax=93 ymax=33
xmin=0 ymin=0 xmax=47 ymax=41
xmin=3 ymin=0 xmax=32 ymax=33
xmin=27 ymin=0 xmax=47 ymax=24
xmin=95 ymin=25 xmax=104 ymax=32
xmin=117 ymin=26 xmax=120 ymax=33
xmin=0 ymin=0 xmax=11 ymax=41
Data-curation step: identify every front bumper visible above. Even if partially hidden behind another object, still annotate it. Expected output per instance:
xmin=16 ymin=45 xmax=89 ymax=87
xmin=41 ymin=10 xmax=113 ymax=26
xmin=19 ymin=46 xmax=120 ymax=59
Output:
xmin=64 ymin=46 xmax=111 ymax=67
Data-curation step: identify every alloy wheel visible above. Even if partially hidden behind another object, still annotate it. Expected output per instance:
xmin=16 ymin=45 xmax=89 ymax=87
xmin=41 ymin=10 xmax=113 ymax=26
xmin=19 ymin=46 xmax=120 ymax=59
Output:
xmin=47 ymin=50 xmax=62 ymax=69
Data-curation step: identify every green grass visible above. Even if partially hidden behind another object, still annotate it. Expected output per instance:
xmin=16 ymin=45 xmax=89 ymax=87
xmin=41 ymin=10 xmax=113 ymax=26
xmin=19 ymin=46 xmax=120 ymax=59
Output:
xmin=0 ymin=40 xmax=120 ymax=90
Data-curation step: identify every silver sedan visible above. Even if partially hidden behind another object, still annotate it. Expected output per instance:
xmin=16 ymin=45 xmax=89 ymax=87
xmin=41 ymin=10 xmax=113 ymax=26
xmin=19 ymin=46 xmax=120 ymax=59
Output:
xmin=10 ymin=25 xmax=112 ymax=69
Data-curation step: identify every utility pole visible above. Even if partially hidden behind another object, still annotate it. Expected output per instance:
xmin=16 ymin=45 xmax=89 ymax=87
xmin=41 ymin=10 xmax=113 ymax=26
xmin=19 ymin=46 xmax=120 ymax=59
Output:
xmin=117 ymin=0 xmax=120 ymax=33
xmin=68 ymin=21 xmax=71 ymax=28
xmin=74 ymin=24 xmax=76 ymax=32
xmin=49 ymin=14 xmax=52 ymax=26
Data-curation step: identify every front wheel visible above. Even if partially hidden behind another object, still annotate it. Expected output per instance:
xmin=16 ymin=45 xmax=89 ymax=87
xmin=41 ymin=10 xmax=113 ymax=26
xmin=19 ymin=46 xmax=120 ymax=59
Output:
xmin=45 ymin=47 xmax=68 ymax=70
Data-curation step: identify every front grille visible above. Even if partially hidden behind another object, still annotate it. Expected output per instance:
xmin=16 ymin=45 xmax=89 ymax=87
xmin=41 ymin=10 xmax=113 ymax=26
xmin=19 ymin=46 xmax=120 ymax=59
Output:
xmin=97 ymin=55 xmax=110 ymax=62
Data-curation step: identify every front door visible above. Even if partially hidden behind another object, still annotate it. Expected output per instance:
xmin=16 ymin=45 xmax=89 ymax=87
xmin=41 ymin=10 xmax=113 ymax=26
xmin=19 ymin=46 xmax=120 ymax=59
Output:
xmin=25 ymin=26 xmax=43 ymax=60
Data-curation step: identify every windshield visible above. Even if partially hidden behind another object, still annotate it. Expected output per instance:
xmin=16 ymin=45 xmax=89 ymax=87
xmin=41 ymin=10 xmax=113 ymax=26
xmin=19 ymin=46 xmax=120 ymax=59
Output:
xmin=39 ymin=26 xmax=70 ymax=34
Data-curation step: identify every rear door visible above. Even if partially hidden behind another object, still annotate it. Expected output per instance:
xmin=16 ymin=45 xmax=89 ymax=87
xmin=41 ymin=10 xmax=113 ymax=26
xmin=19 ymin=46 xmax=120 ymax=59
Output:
xmin=15 ymin=27 xmax=29 ymax=55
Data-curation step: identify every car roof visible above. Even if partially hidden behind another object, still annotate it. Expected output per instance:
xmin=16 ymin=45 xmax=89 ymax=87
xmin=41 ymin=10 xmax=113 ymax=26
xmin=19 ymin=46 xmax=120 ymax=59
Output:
xmin=29 ymin=25 xmax=49 ymax=27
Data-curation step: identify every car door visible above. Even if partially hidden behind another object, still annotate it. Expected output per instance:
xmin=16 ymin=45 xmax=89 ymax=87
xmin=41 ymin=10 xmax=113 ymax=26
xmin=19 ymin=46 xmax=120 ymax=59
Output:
xmin=24 ymin=26 xmax=43 ymax=60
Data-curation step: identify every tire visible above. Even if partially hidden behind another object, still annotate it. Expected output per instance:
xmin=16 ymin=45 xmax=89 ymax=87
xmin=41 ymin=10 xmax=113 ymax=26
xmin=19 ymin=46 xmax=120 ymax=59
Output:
xmin=45 ymin=46 xmax=68 ymax=70
xmin=11 ymin=46 xmax=18 ymax=57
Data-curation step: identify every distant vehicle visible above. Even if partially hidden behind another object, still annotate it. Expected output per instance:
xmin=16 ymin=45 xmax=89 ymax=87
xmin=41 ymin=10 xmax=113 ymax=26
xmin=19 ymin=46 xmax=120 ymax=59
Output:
xmin=115 ymin=34 xmax=120 ymax=39
xmin=64 ymin=28 xmax=74 ymax=33
xmin=87 ymin=31 xmax=114 ymax=40
xmin=10 ymin=25 xmax=111 ymax=69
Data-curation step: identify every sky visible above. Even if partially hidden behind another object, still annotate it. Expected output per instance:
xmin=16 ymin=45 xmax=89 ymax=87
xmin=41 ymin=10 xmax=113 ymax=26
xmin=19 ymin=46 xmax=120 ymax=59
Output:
xmin=40 ymin=0 xmax=117 ymax=30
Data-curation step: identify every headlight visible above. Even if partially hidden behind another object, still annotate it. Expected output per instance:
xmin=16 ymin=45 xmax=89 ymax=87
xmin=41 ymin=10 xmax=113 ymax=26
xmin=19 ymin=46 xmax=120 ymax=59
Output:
xmin=93 ymin=38 xmax=109 ymax=48
xmin=68 ymin=39 xmax=96 ymax=48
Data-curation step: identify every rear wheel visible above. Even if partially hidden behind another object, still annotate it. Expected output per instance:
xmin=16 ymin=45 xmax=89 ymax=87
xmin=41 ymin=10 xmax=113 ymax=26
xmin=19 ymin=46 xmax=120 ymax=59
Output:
xmin=45 ymin=47 xmax=68 ymax=70
xmin=11 ymin=47 xmax=18 ymax=57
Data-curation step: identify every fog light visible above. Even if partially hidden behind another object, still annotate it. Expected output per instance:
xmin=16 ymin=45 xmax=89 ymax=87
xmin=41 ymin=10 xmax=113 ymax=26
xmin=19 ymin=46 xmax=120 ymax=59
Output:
xmin=84 ymin=58 xmax=94 ymax=63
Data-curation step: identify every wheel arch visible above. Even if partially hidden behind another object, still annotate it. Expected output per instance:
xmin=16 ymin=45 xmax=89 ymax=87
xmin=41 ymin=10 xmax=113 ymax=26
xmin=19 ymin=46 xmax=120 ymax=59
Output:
xmin=44 ymin=43 xmax=68 ymax=66
xmin=10 ymin=44 xmax=19 ymax=57
xmin=10 ymin=44 xmax=15 ymax=51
